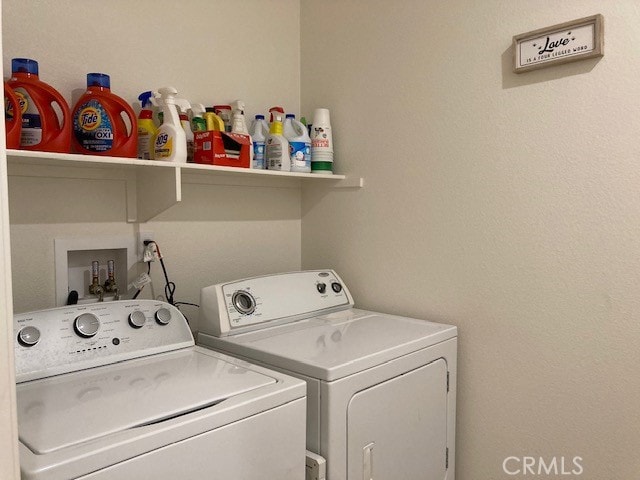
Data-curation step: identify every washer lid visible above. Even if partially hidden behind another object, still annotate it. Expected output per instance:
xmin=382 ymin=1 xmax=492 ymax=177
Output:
xmin=201 ymin=309 xmax=457 ymax=381
xmin=17 ymin=348 xmax=276 ymax=454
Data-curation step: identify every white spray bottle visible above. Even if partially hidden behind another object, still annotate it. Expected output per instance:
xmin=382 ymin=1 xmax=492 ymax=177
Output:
xmin=152 ymin=87 xmax=187 ymax=163
xmin=231 ymin=100 xmax=253 ymax=164
xmin=176 ymin=99 xmax=194 ymax=162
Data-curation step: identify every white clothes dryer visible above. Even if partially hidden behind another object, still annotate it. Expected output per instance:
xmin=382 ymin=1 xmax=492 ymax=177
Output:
xmin=13 ymin=300 xmax=306 ymax=480
xmin=197 ymin=270 xmax=457 ymax=480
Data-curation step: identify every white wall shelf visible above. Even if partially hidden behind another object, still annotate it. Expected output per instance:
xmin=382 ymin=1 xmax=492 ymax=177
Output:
xmin=6 ymin=150 xmax=363 ymax=223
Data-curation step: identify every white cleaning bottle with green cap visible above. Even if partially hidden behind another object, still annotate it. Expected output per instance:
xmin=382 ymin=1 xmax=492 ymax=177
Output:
xmin=190 ymin=103 xmax=207 ymax=132
xmin=152 ymin=87 xmax=187 ymax=163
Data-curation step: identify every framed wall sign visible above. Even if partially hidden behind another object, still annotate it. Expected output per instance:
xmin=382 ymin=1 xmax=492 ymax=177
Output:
xmin=513 ymin=14 xmax=604 ymax=73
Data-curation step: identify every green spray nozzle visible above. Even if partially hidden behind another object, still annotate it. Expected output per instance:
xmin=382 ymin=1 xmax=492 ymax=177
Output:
xmin=138 ymin=91 xmax=153 ymax=109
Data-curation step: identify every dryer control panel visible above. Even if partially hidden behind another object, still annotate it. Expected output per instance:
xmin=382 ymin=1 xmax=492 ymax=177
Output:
xmin=14 ymin=300 xmax=193 ymax=383
xmin=199 ymin=270 xmax=354 ymax=336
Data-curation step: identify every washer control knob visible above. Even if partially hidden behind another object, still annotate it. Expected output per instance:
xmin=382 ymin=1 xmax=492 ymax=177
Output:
xmin=18 ymin=326 xmax=41 ymax=347
xmin=232 ymin=290 xmax=256 ymax=315
xmin=128 ymin=310 xmax=146 ymax=329
xmin=331 ymin=282 xmax=343 ymax=293
xmin=155 ymin=308 xmax=172 ymax=325
xmin=317 ymin=282 xmax=327 ymax=294
xmin=74 ymin=313 xmax=100 ymax=338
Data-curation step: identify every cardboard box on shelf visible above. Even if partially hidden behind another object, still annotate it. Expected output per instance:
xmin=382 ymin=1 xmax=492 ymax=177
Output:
xmin=194 ymin=131 xmax=251 ymax=168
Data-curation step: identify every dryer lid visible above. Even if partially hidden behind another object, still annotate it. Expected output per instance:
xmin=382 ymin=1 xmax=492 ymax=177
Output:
xmin=17 ymin=348 xmax=276 ymax=454
xmin=201 ymin=309 xmax=457 ymax=381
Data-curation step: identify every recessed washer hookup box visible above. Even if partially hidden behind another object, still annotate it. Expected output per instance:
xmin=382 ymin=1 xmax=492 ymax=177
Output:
xmin=194 ymin=130 xmax=251 ymax=168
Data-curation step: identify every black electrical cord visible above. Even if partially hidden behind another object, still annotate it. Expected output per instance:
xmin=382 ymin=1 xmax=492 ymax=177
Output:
xmin=175 ymin=301 xmax=200 ymax=308
xmin=135 ymin=242 xmax=200 ymax=326
xmin=160 ymin=256 xmax=176 ymax=305
xmin=132 ymin=261 xmax=151 ymax=300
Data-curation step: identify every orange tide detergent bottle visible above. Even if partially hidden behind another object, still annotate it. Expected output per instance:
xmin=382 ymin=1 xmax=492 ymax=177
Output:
xmin=7 ymin=58 xmax=71 ymax=153
xmin=71 ymin=73 xmax=137 ymax=158
xmin=4 ymin=82 xmax=22 ymax=149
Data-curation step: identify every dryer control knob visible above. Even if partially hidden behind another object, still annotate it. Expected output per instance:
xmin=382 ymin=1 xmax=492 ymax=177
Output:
xmin=155 ymin=308 xmax=172 ymax=325
xmin=232 ymin=290 xmax=256 ymax=315
xmin=317 ymin=282 xmax=327 ymax=294
xmin=74 ymin=313 xmax=100 ymax=338
xmin=128 ymin=310 xmax=146 ymax=329
xmin=331 ymin=282 xmax=343 ymax=293
xmin=18 ymin=326 xmax=41 ymax=347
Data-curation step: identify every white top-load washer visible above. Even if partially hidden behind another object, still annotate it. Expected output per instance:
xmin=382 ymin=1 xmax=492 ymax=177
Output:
xmin=197 ymin=270 xmax=458 ymax=480
xmin=13 ymin=300 xmax=306 ymax=480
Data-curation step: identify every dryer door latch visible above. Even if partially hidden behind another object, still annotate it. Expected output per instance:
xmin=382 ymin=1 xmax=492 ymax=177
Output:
xmin=363 ymin=442 xmax=375 ymax=480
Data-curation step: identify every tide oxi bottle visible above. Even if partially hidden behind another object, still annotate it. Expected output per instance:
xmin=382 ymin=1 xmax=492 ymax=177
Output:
xmin=71 ymin=73 xmax=137 ymax=158
xmin=7 ymin=58 xmax=71 ymax=153
xmin=4 ymin=82 xmax=22 ymax=149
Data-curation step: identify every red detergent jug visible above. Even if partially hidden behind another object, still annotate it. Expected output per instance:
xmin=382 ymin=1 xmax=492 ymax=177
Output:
xmin=71 ymin=73 xmax=137 ymax=158
xmin=7 ymin=58 xmax=71 ymax=153
xmin=4 ymin=82 xmax=22 ymax=149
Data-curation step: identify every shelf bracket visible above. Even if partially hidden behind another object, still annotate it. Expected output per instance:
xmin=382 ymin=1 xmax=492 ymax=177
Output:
xmin=333 ymin=176 xmax=364 ymax=188
xmin=134 ymin=166 xmax=181 ymax=223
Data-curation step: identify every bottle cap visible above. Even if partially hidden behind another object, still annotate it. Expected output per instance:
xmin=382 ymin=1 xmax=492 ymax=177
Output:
xmin=269 ymin=106 xmax=284 ymax=122
xmin=87 ymin=73 xmax=110 ymax=89
xmin=286 ymin=114 xmax=295 ymax=119
xmin=138 ymin=91 xmax=153 ymax=108
xmin=12 ymin=58 xmax=38 ymax=75
xmin=255 ymin=114 xmax=265 ymax=120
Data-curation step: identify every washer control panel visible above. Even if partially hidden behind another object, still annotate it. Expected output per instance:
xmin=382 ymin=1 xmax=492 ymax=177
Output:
xmin=199 ymin=270 xmax=354 ymax=337
xmin=14 ymin=300 xmax=193 ymax=383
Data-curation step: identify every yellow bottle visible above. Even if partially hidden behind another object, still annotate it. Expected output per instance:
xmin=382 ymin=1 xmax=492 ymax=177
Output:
xmin=137 ymin=91 xmax=158 ymax=159
xmin=203 ymin=109 xmax=225 ymax=131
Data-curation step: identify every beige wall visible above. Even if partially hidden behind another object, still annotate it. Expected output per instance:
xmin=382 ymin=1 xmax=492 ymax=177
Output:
xmin=301 ymin=1 xmax=640 ymax=479
xmin=3 ymin=0 xmax=303 ymax=318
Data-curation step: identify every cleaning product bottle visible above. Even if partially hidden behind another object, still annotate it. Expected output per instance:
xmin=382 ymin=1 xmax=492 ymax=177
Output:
xmin=137 ymin=91 xmax=157 ymax=159
xmin=7 ymin=58 xmax=71 ymax=153
xmin=284 ymin=114 xmax=311 ymax=173
xmin=266 ymin=112 xmax=290 ymax=171
xmin=190 ymin=103 xmax=207 ymax=132
xmin=177 ymin=101 xmax=194 ymax=162
xmin=4 ymin=82 xmax=22 ymax=149
xmin=231 ymin=100 xmax=253 ymax=165
xmin=249 ymin=114 xmax=269 ymax=169
xmin=152 ymin=87 xmax=187 ymax=163
xmin=230 ymin=100 xmax=249 ymax=134
xmin=204 ymin=107 xmax=225 ymax=131
xmin=283 ymin=114 xmax=295 ymax=137
xmin=71 ymin=73 xmax=137 ymax=157
xmin=213 ymin=105 xmax=233 ymax=132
